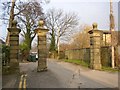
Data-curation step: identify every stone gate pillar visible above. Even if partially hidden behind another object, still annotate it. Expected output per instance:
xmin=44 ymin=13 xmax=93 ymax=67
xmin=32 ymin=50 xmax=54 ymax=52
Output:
xmin=88 ymin=23 xmax=103 ymax=70
xmin=8 ymin=20 xmax=21 ymax=70
xmin=35 ymin=19 xmax=49 ymax=72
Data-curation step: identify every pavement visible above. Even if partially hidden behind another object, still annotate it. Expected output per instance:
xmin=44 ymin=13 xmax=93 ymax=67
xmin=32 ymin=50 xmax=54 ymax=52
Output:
xmin=2 ymin=73 xmax=19 ymax=88
xmin=2 ymin=59 xmax=119 ymax=89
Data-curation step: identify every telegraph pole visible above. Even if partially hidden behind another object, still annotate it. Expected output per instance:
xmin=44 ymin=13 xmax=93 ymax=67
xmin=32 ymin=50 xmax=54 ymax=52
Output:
xmin=110 ymin=0 xmax=115 ymax=68
xmin=6 ymin=0 xmax=16 ymax=45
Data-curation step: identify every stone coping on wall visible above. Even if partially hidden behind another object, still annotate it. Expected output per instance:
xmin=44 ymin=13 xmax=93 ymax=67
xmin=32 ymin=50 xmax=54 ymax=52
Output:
xmin=65 ymin=48 xmax=90 ymax=51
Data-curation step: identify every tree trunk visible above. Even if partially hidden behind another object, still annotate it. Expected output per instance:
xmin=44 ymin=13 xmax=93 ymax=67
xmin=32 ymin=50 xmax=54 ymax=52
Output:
xmin=57 ymin=28 xmax=60 ymax=59
xmin=50 ymin=33 xmax=56 ymax=51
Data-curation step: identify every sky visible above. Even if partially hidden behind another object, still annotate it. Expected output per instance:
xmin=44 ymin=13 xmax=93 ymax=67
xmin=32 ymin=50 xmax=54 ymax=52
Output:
xmin=43 ymin=0 xmax=119 ymax=29
xmin=0 ymin=0 xmax=119 ymax=41
xmin=118 ymin=2 xmax=120 ymax=30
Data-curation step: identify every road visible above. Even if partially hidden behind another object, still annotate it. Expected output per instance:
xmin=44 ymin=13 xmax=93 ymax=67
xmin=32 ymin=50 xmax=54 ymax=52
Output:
xmin=17 ymin=59 xmax=118 ymax=88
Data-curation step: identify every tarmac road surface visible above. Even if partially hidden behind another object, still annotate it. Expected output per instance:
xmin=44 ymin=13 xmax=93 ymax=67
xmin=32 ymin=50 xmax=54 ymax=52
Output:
xmin=19 ymin=59 xmax=118 ymax=88
xmin=2 ymin=59 xmax=119 ymax=89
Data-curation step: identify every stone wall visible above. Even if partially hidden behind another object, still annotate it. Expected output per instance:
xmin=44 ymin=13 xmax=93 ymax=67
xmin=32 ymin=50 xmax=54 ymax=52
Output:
xmin=65 ymin=48 xmax=90 ymax=64
xmin=65 ymin=47 xmax=113 ymax=67
xmin=101 ymin=46 xmax=111 ymax=67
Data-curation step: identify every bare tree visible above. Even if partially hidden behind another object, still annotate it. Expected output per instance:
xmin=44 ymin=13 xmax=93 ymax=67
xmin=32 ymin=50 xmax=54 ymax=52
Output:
xmin=17 ymin=1 xmax=43 ymax=50
xmin=70 ymin=25 xmax=92 ymax=49
xmin=2 ymin=0 xmax=26 ymax=45
xmin=1 ymin=0 xmax=43 ymax=49
xmin=45 ymin=8 xmax=79 ymax=53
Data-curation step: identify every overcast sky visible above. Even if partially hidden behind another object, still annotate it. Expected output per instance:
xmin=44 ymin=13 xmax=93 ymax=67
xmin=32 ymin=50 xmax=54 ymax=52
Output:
xmin=43 ymin=0 xmax=118 ymax=29
xmin=0 ymin=0 xmax=119 ymax=40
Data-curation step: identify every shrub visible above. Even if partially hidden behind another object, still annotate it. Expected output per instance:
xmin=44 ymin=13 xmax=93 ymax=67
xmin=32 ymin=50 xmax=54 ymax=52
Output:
xmin=19 ymin=42 xmax=29 ymax=61
xmin=2 ymin=45 xmax=10 ymax=66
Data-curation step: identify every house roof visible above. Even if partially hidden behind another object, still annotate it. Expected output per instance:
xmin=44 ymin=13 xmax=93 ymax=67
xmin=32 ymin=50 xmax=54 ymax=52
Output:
xmin=0 ymin=39 xmax=5 ymax=44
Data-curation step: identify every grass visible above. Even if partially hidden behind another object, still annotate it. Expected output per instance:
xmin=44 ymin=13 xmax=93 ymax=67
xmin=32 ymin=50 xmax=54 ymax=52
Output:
xmin=101 ymin=66 xmax=119 ymax=72
xmin=64 ymin=59 xmax=89 ymax=67
xmin=63 ymin=59 xmax=119 ymax=72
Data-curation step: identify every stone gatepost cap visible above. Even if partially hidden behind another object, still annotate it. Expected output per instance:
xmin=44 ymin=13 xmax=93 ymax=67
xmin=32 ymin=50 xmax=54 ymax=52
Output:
xmin=38 ymin=19 xmax=45 ymax=28
xmin=12 ymin=20 xmax=17 ymax=28
xmin=92 ymin=23 xmax=98 ymax=30
xmin=8 ymin=20 xmax=21 ymax=33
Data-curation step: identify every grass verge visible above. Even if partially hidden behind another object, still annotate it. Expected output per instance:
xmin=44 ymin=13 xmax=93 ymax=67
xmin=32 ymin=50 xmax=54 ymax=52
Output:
xmin=63 ymin=59 xmax=119 ymax=72
xmin=101 ymin=66 xmax=119 ymax=72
